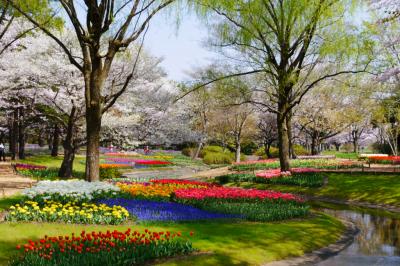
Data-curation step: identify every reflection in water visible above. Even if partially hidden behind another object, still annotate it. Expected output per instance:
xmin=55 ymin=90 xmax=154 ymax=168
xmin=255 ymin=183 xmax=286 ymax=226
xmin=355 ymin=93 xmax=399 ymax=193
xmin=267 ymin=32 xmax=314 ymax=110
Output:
xmin=318 ymin=208 xmax=400 ymax=266
xmin=323 ymin=209 xmax=400 ymax=256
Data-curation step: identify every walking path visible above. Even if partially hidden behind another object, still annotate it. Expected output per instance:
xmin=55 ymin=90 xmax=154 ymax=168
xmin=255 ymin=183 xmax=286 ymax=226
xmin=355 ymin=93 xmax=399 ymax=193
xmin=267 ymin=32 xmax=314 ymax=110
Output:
xmin=0 ymin=162 xmax=36 ymax=198
xmin=122 ymin=166 xmax=231 ymax=181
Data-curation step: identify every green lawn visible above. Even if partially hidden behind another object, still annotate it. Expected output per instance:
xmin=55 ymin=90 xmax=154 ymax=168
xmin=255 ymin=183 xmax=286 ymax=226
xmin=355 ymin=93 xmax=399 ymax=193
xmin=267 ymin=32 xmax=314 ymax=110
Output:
xmin=18 ymin=155 xmax=86 ymax=172
xmin=0 ymin=214 xmax=343 ymax=266
xmin=231 ymin=173 xmax=400 ymax=206
xmin=321 ymin=151 xmax=360 ymax=160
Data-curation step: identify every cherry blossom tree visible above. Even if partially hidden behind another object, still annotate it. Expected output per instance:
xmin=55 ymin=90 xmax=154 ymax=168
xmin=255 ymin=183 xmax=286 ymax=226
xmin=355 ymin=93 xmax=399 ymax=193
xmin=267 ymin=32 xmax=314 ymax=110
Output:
xmin=10 ymin=0 xmax=177 ymax=181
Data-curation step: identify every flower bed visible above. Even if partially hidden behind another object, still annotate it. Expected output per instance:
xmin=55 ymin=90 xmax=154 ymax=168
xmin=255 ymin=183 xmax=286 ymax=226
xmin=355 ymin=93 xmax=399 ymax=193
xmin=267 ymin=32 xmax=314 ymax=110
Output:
xmin=15 ymin=164 xmax=47 ymax=170
xmin=174 ymin=187 xmax=307 ymax=222
xmin=256 ymin=169 xmax=291 ymax=179
xmin=150 ymin=179 xmax=218 ymax=187
xmin=174 ymin=187 xmax=300 ymax=201
xmin=11 ymin=229 xmax=195 ymax=266
xmin=192 ymin=201 xmax=309 ymax=222
xmin=232 ymin=159 xmax=277 ymax=165
xmin=6 ymin=201 xmax=129 ymax=225
xmin=216 ymin=169 xmax=324 ymax=187
xmin=99 ymin=163 xmax=133 ymax=169
xmin=99 ymin=199 xmax=239 ymax=221
xmin=230 ymin=159 xmax=363 ymax=171
xmin=117 ymin=182 xmax=210 ymax=200
xmin=23 ymin=180 xmax=120 ymax=203
xmin=105 ymin=158 xmax=172 ymax=165
xmin=368 ymin=156 xmax=400 ymax=164
xmin=17 ymin=168 xmax=85 ymax=180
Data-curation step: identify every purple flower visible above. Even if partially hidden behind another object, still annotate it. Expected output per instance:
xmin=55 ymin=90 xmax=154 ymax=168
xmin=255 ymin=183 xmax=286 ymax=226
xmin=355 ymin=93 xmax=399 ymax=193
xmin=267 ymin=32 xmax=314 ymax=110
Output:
xmin=98 ymin=198 xmax=239 ymax=221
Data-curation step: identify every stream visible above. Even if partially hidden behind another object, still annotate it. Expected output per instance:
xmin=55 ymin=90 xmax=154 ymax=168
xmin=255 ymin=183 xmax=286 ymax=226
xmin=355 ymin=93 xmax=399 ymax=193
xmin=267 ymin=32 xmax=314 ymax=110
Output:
xmin=314 ymin=203 xmax=400 ymax=266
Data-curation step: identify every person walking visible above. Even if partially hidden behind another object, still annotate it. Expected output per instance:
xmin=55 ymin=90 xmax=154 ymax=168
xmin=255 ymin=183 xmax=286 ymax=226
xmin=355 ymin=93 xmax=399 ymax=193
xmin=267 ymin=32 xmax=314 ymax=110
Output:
xmin=0 ymin=142 xmax=5 ymax=161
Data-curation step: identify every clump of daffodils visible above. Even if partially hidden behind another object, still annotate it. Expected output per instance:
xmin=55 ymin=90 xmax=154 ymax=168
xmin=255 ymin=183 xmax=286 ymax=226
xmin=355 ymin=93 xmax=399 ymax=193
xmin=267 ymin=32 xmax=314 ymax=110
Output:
xmin=6 ymin=200 xmax=129 ymax=225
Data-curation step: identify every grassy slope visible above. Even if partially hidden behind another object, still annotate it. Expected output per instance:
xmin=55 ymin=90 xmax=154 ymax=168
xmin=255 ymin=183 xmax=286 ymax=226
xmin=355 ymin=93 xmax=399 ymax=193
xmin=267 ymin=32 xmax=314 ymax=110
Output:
xmin=232 ymin=173 xmax=400 ymax=206
xmin=0 ymin=214 xmax=343 ymax=266
xmin=18 ymin=155 xmax=86 ymax=172
xmin=320 ymin=151 xmax=359 ymax=159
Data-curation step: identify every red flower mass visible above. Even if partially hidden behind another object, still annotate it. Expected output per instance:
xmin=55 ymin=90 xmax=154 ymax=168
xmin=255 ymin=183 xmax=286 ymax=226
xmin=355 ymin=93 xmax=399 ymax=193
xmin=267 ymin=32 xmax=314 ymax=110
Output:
xmin=174 ymin=187 xmax=301 ymax=202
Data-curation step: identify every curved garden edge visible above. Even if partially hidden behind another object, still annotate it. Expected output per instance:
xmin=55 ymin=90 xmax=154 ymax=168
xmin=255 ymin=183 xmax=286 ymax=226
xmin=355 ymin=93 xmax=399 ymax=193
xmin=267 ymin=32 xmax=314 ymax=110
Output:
xmin=302 ymin=195 xmax=400 ymax=213
xmin=262 ymin=220 xmax=359 ymax=266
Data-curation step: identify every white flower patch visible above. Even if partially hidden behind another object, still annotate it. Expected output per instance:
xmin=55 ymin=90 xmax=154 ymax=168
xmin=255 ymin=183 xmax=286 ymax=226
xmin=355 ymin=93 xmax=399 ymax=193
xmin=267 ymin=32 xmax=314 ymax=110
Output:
xmin=23 ymin=180 xmax=120 ymax=201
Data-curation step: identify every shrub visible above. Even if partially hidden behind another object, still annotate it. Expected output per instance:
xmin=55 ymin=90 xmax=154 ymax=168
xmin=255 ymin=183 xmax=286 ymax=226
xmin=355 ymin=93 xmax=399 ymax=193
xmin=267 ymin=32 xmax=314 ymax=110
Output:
xmin=100 ymin=167 xmax=122 ymax=180
xmin=199 ymin=145 xmax=225 ymax=158
xmin=181 ymin=147 xmax=195 ymax=157
xmin=293 ymin=144 xmax=309 ymax=156
xmin=254 ymin=146 xmax=308 ymax=158
xmin=203 ymin=152 xmax=233 ymax=164
xmin=12 ymin=229 xmax=195 ymax=266
xmin=241 ymin=141 xmax=258 ymax=155
xmin=254 ymin=146 xmax=279 ymax=158
xmin=254 ymin=147 xmax=265 ymax=157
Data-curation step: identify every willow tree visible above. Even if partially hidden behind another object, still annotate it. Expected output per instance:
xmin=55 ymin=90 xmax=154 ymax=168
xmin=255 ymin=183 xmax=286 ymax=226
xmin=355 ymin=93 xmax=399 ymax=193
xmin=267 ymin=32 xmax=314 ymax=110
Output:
xmin=194 ymin=0 xmax=369 ymax=170
xmin=10 ymin=0 xmax=175 ymax=181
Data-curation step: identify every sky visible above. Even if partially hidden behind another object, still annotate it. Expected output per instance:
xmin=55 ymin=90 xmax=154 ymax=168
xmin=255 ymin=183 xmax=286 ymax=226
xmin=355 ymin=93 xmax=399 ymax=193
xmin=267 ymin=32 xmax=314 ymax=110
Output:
xmin=144 ymin=11 xmax=216 ymax=82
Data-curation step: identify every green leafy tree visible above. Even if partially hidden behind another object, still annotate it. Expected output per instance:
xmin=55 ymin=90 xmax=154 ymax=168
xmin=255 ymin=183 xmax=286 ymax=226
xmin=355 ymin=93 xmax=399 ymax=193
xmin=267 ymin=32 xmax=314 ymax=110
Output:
xmin=190 ymin=0 xmax=371 ymax=170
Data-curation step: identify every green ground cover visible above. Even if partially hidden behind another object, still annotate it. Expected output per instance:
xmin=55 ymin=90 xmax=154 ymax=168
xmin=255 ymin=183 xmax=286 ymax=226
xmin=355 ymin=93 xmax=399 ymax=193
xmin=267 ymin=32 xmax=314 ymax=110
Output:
xmin=321 ymin=151 xmax=360 ymax=160
xmin=18 ymin=155 xmax=86 ymax=172
xmin=229 ymin=173 xmax=400 ymax=206
xmin=0 ymin=213 xmax=343 ymax=266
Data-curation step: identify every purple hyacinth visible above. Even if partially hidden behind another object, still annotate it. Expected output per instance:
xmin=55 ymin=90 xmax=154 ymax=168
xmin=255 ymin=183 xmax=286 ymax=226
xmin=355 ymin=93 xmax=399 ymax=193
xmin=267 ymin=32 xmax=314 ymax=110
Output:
xmin=98 ymin=198 xmax=239 ymax=221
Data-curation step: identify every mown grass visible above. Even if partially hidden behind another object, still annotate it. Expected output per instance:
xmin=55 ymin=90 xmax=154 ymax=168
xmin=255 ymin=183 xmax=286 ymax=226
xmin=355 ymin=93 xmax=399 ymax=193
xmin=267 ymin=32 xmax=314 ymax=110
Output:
xmin=0 ymin=212 xmax=343 ymax=266
xmin=321 ymin=151 xmax=360 ymax=160
xmin=230 ymin=173 xmax=400 ymax=207
xmin=18 ymin=155 xmax=86 ymax=172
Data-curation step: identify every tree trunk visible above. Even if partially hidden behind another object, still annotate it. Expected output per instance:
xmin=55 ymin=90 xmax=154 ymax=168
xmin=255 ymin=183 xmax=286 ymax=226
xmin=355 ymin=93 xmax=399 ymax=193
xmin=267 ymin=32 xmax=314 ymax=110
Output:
xmin=18 ymin=110 xmax=25 ymax=159
xmin=10 ymin=109 xmax=18 ymax=160
xmin=235 ymin=137 xmax=241 ymax=163
xmin=277 ymin=106 xmax=290 ymax=171
xmin=311 ymin=134 xmax=318 ymax=155
xmin=85 ymin=99 xmax=102 ymax=181
xmin=287 ymin=112 xmax=296 ymax=159
xmin=84 ymin=55 xmax=109 ymax=182
xmin=353 ymin=138 xmax=358 ymax=153
xmin=264 ymin=142 xmax=272 ymax=158
xmin=51 ymin=124 xmax=60 ymax=157
xmin=38 ymin=128 xmax=45 ymax=147
xmin=59 ymin=107 xmax=77 ymax=178
xmin=334 ymin=143 xmax=340 ymax=151
xmin=192 ymin=142 xmax=203 ymax=160
xmin=59 ymin=146 xmax=75 ymax=178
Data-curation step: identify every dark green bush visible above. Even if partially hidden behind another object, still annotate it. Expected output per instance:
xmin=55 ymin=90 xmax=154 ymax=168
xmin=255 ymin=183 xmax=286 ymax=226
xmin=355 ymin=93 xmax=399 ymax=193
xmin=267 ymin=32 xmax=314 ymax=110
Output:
xmin=241 ymin=141 xmax=258 ymax=155
xmin=181 ymin=147 xmax=195 ymax=157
